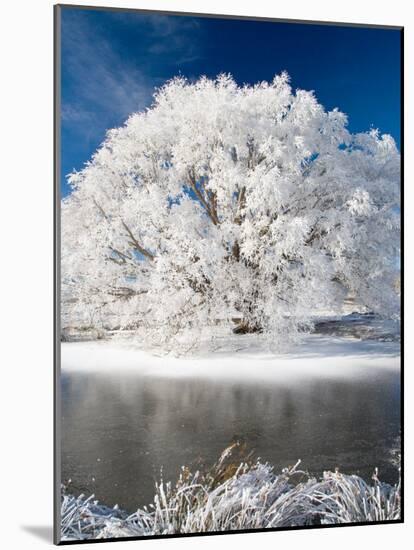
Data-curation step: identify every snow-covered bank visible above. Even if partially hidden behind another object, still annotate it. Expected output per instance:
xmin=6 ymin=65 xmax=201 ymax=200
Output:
xmin=61 ymin=333 xmax=399 ymax=382
xmin=61 ymin=444 xmax=400 ymax=541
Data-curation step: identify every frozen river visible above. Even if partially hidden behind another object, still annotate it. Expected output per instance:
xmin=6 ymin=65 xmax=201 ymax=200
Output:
xmin=60 ymin=335 xmax=400 ymax=512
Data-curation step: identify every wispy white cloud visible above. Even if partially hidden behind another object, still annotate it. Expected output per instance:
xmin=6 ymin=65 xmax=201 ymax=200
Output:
xmin=62 ymin=11 xmax=202 ymax=129
xmin=60 ymin=9 xmax=204 ymax=186
xmin=62 ymin=15 xmax=155 ymax=128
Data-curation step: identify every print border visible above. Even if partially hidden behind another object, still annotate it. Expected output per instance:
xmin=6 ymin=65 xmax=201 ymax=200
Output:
xmin=53 ymin=4 xmax=404 ymax=545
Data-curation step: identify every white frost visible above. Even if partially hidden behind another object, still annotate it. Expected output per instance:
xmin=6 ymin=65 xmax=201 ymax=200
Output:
xmin=61 ymin=334 xmax=399 ymax=382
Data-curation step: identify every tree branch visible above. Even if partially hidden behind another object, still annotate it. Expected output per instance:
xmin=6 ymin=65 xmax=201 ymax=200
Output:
xmin=108 ymin=287 xmax=148 ymax=299
xmin=93 ymin=198 xmax=109 ymax=219
xmin=121 ymin=220 xmax=155 ymax=261
xmin=109 ymin=247 xmax=133 ymax=264
xmin=93 ymin=197 xmax=155 ymax=262
xmin=234 ymin=187 xmax=246 ymax=225
xmin=188 ymin=169 xmax=219 ymax=225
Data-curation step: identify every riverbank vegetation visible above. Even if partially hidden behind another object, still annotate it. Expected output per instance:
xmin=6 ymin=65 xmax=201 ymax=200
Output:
xmin=61 ymin=443 xmax=400 ymax=541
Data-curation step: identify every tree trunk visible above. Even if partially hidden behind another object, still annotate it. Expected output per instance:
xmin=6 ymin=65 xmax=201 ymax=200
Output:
xmin=232 ymin=319 xmax=262 ymax=334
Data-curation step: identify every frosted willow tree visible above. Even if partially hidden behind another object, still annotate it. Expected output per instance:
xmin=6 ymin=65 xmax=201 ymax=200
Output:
xmin=62 ymin=73 xmax=400 ymax=349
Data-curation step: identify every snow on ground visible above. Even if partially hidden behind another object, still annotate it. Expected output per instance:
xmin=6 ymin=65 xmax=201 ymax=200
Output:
xmin=61 ymin=332 xmax=399 ymax=383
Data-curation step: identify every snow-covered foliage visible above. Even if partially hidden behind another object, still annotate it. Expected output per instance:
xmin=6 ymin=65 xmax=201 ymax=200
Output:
xmin=61 ymin=443 xmax=401 ymax=541
xmin=62 ymin=73 xmax=400 ymax=350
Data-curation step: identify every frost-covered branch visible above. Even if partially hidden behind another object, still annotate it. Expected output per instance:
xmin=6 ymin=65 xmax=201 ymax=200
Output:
xmin=121 ymin=220 xmax=155 ymax=261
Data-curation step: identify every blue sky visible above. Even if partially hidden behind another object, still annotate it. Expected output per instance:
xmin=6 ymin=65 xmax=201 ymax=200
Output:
xmin=60 ymin=7 xmax=401 ymax=197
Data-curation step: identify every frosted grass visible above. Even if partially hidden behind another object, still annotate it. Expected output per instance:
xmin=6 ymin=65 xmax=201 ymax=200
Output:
xmin=61 ymin=443 xmax=400 ymax=541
